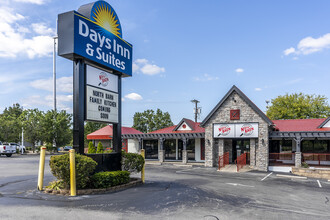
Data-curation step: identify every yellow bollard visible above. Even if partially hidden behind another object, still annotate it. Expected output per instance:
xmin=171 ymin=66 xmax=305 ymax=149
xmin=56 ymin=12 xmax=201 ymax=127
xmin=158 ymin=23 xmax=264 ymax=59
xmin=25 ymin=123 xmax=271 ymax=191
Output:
xmin=69 ymin=149 xmax=76 ymax=196
xmin=140 ymin=149 xmax=145 ymax=183
xmin=37 ymin=147 xmax=47 ymax=190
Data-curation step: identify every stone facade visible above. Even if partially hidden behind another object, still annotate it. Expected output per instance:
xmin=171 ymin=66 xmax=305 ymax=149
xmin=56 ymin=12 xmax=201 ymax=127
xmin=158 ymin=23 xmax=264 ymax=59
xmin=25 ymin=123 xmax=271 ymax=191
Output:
xmin=295 ymin=152 xmax=302 ymax=167
xmin=158 ymin=150 xmax=165 ymax=163
xmin=204 ymin=91 xmax=270 ymax=171
xmin=182 ymin=150 xmax=188 ymax=164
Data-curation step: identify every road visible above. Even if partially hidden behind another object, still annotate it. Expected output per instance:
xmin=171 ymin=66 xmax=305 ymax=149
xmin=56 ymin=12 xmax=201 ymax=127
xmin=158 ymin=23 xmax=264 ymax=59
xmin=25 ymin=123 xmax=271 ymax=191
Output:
xmin=0 ymin=154 xmax=329 ymax=219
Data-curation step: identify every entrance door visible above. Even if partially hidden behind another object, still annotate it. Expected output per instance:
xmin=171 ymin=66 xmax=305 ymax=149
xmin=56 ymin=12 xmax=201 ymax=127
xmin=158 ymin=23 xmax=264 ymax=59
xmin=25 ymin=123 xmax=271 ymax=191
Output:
xmin=232 ymin=139 xmax=250 ymax=163
xmin=178 ymin=140 xmax=183 ymax=160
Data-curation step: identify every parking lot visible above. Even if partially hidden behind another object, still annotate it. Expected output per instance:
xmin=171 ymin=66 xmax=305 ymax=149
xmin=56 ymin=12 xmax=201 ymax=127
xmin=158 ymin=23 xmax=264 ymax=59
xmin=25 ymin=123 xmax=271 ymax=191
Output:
xmin=0 ymin=154 xmax=330 ymax=220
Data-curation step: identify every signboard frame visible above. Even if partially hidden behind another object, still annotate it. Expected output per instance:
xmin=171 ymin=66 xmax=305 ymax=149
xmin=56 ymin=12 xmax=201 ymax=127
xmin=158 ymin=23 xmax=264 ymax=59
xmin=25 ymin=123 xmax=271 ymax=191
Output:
xmin=213 ymin=123 xmax=259 ymax=139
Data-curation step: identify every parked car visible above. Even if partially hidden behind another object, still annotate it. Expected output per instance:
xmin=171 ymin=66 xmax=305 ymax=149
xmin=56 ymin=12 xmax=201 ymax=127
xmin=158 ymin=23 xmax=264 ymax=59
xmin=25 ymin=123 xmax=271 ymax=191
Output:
xmin=63 ymin=146 xmax=72 ymax=151
xmin=9 ymin=143 xmax=26 ymax=153
xmin=0 ymin=141 xmax=16 ymax=157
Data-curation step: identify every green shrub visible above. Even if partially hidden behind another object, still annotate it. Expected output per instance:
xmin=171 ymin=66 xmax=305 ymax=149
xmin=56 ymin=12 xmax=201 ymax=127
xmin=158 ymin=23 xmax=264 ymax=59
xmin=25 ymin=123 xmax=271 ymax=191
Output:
xmin=302 ymin=162 xmax=309 ymax=168
xmin=87 ymin=141 xmax=96 ymax=154
xmin=96 ymin=142 xmax=104 ymax=153
xmin=91 ymin=171 xmax=130 ymax=188
xmin=49 ymin=153 xmax=97 ymax=189
xmin=121 ymin=152 xmax=145 ymax=173
xmin=46 ymin=180 xmax=64 ymax=190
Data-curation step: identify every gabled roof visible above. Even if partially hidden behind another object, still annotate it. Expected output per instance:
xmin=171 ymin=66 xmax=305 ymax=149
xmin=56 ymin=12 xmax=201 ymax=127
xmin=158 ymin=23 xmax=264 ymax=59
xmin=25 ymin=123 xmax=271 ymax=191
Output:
xmin=173 ymin=118 xmax=195 ymax=131
xmin=87 ymin=125 xmax=143 ymax=140
xmin=273 ymin=118 xmax=330 ymax=132
xmin=201 ymin=85 xmax=273 ymax=127
xmin=318 ymin=116 xmax=330 ymax=128
xmin=148 ymin=118 xmax=205 ymax=134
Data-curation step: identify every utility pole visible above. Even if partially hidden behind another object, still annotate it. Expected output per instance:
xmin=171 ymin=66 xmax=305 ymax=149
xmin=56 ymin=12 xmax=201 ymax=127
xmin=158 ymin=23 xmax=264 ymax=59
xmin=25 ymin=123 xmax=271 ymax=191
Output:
xmin=191 ymin=99 xmax=200 ymax=123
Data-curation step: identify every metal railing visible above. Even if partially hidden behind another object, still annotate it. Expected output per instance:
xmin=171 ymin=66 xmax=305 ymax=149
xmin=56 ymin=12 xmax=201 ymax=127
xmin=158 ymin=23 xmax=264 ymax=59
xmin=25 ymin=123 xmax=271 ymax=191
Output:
xmin=218 ymin=152 xmax=229 ymax=170
xmin=269 ymin=153 xmax=295 ymax=166
xmin=302 ymin=153 xmax=330 ymax=166
xmin=235 ymin=153 xmax=247 ymax=172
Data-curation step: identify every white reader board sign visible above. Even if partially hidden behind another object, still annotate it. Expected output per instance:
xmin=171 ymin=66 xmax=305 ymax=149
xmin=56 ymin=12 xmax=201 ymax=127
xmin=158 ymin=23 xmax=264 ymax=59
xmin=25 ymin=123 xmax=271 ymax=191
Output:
xmin=86 ymin=85 xmax=118 ymax=123
xmin=86 ymin=65 xmax=118 ymax=92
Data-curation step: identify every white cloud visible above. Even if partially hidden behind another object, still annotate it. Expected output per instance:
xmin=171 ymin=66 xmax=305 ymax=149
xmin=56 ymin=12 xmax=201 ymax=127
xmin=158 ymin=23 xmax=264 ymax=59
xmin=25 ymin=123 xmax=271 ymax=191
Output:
xmin=31 ymin=23 xmax=54 ymax=35
xmin=193 ymin=73 xmax=219 ymax=82
xmin=22 ymin=94 xmax=73 ymax=112
xmin=255 ymin=88 xmax=262 ymax=91
xmin=283 ymin=47 xmax=295 ymax=56
xmin=30 ymin=76 xmax=73 ymax=93
xmin=13 ymin=0 xmax=45 ymax=4
xmin=124 ymin=93 xmax=143 ymax=101
xmin=140 ymin=64 xmax=165 ymax=75
xmin=0 ymin=7 xmax=53 ymax=58
xmin=133 ymin=59 xmax=165 ymax=75
xmin=235 ymin=68 xmax=244 ymax=73
xmin=284 ymin=33 xmax=330 ymax=56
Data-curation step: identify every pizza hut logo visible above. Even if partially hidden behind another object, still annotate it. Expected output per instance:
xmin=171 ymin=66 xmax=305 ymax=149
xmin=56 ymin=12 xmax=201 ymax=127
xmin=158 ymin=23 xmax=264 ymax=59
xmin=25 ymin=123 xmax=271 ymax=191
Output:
xmin=218 ymin=125 xmax=231 ymax=136
xmin=98 ymin=72 xmax=109 ymax=87
xmin=240 ymin=124 xmax=254 ymax=136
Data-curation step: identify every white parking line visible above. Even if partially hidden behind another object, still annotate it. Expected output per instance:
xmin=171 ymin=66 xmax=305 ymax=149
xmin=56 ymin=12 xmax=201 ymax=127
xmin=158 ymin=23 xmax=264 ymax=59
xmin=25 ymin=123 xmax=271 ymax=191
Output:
xmin=261 ymin=172 xmax=273 ymax=181
xmin=226 ymin=183 xmax=255 ymax=188
xmin=317 ymin=180 xmax=322 ymax=188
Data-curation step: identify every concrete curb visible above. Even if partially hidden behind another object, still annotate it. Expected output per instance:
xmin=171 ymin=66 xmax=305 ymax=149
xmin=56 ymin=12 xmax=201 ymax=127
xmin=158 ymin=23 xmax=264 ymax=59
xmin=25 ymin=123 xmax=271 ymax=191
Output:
xmin=43 ymin=178 xmax=143 ymax=196
xmin=276 ymin=174 xmax=307 ymax=179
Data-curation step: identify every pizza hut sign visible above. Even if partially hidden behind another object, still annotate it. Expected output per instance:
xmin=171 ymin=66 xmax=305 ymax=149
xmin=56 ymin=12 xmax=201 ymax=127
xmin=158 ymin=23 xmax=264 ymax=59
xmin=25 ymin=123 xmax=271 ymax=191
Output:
xmin=213 ymin=123 xmax=258 ymax=138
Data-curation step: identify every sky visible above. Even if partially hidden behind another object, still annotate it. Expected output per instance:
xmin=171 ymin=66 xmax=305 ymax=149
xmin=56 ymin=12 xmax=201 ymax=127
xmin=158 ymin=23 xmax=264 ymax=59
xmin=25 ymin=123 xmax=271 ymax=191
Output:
xmin=0 ymin=0 xmax=330 ymax=127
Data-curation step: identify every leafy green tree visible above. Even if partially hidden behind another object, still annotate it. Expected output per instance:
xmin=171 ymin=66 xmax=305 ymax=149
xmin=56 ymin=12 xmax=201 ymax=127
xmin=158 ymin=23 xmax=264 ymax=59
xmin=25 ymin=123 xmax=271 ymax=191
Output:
xmin=87 ymin=141 xmax=96 ymax=154
xmin=19 ymin=109 xmax=44 ymax=152
xmin=96 ymin=141 xmax=104 ymax=153
xmin=42 ymin=110 xmax=72 ymax=148
xmin=84 ymin=121 xmax=107 ymax=147
xmin=0 ymin=103 xmax=23 ymax=142
xmin=133 ymin=109 xmax=173 ymax=133
xmin=266 ymin=93 xmax=330 ymax=120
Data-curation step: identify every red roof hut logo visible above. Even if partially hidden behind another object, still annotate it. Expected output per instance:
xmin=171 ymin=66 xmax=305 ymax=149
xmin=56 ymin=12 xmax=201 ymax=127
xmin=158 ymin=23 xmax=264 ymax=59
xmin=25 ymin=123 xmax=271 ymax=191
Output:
xmin=218 ymin=125 xmax=231 ymax=136
xmin=98 ymin=72 xmax=109 ymax=87
xmin=240 ymin=124 xmax=254 ymax=136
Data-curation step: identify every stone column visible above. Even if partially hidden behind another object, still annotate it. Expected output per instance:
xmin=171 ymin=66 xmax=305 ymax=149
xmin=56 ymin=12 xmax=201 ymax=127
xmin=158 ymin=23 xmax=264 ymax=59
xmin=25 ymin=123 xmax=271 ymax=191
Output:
xmin=217 ymin=139 xmax=224 ymax=166
xmin=295 ymin=137 xmax=302 ymax=167
xmin=250 ymin=138 xmax=256 ymax=167
xmin=182 ymin=138 xmax=188 ymax=164
xmin=158 ymin=138 xmax=165 ymax=163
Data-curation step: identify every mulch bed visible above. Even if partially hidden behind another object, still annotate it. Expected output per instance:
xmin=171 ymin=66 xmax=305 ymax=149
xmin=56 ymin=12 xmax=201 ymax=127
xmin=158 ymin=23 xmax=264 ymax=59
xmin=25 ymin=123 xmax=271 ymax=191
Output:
xmin=44 ymin=178 xmax=143 ymax=196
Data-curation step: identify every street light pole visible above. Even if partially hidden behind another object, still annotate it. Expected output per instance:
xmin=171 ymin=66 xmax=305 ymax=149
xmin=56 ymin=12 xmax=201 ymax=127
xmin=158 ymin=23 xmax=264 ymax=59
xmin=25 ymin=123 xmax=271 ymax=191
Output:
xmin=53 ymin=36 xmax=58 ymax=150
xmin=53 ymin=36 xmax=58 ymax=112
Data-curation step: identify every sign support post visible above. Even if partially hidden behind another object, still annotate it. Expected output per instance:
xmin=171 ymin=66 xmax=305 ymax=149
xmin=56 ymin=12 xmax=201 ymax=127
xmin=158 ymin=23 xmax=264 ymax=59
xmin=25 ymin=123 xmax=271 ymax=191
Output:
xmin=113 ymin=75 xmax=122 ymax=153
xmin=73 ymin=59 xmax=85 ymax=154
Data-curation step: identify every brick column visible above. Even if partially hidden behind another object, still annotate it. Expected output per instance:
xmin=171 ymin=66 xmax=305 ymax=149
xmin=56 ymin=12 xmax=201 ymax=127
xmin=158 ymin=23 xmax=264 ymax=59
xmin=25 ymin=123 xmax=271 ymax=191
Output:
xmin=182 ymin=138 xmax=188 ymax=164
xmin=159 ymin=138 xmax=165 ymax=163
xmin=295 ymin=137 xmax=302 ymax=167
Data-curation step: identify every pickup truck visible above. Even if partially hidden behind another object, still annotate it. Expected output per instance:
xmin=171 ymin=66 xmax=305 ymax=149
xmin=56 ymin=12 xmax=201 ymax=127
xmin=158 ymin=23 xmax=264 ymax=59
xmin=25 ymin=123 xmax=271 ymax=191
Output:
xmin=9 ymin=143 xmax=25 ymax=153
xmin=0 ymin=141 xmax=16 ymax=157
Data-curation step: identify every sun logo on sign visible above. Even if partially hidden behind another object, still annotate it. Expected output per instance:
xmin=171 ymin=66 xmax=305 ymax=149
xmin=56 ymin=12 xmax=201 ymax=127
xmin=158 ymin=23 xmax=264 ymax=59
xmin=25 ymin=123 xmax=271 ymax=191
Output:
xmin=91 ymin=1 xmax=122 ymax=38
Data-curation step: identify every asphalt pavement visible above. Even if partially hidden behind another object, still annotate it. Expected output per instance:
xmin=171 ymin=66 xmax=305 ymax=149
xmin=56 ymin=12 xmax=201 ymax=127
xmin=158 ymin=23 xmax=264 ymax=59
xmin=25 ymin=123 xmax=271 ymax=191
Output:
xmin=0 ymin=154 xmax=329 ymax=220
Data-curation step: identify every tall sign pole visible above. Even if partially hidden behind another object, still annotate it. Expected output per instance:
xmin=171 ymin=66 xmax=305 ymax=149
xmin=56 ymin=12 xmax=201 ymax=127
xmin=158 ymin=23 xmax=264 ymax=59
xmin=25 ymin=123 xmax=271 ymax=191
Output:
xmin=57 ymin=1 xmax=133 ymax=154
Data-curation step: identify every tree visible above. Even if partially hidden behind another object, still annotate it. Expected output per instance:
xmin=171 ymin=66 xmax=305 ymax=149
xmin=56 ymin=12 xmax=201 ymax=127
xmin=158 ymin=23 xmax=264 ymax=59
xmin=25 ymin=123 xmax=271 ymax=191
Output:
xmin=87 ymin=141 xmax=96 ymax=154
xmin=266 ymin=93 xmax=330 ymax=120
xmin=42 ymin=110 xmax=72 ymax=148
xmin=19 ymin=109 xmax=44 ymax=152
xmin=132 ymin=109 xmax=173 ymax=133
xmin=0 ymin=103 xmax=23 ymax=142
xmin=96 ymin=142 xmax=104 ymax=153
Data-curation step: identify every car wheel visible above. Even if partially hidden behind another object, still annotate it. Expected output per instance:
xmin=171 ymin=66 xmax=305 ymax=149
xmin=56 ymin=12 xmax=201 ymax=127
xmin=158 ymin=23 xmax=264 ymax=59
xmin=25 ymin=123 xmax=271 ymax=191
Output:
xmin=6 ymin=154 xmax=12 ymax=157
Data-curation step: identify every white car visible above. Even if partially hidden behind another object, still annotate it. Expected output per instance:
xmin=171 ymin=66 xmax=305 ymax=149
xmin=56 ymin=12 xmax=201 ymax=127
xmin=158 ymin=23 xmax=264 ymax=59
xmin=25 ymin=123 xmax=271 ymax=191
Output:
xmin=0 ymin=142 xmax=16 ymax=157
xmin=9 ymin=143 xmax=25 ymax=153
